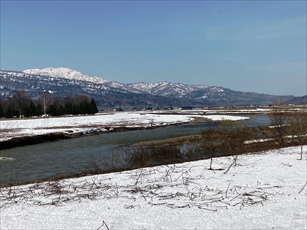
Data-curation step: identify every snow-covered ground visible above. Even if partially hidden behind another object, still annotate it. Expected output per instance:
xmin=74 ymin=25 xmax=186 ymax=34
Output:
xmin=0 ymin=112 xmax=249 ymax=142
xmin=0 ymin=146 xmax=306 ymax=229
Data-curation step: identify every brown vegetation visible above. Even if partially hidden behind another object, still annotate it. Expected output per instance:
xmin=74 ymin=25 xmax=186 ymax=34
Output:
xmin=128 ymin=109 xmax=307 ymax=171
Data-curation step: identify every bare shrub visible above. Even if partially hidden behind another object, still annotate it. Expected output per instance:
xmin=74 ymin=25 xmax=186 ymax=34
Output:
xmin=124 ymin=144 xmax=182 ymax=169
xmin=217 ymin=120 xmax=252 ymax=173
xmin=150 ymin=145 xmax=181 ymax=163
xmin=268 ymin=101 xmax=290 ymax=146
xmin=201 ymin=129 xmax=220 ymax=170
xmin=288 ymin=108 xmax=307 ymax=160
xmin=124 ymin=146 xmax=150 ymax=168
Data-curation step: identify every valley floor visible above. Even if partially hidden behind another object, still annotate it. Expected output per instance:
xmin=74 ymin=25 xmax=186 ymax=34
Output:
xmin=1 ymin=146 xmax=306 ymax=229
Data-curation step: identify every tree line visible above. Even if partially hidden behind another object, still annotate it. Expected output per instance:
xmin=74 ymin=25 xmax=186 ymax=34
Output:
xmin=0 ymin=90 xmax=99 ymax=118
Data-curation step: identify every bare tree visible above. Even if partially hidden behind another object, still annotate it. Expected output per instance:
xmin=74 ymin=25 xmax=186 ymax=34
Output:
xmin=39 ymin=91 xmax=52 ymax=116
xmin=10 ymin=90 xmax=32 ymax=116
xmin=268 ymin=100 xmax=289 ymax=146
xmin=289 ymin=107 xmax=307 ymax=160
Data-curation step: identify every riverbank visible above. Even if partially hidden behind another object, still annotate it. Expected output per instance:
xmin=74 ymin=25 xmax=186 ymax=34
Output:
xmin=0 ymin=111 xmax=250 ymax=150
xmin=0 ymin=125 xmax=173 ymax=150
xmin=1 ymin=145 xmax=306 ymax=229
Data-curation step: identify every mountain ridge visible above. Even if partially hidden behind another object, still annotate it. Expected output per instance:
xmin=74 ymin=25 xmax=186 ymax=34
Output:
xmin=22 ymin=67 xmax=214 ymax=97
xmin=0 ymin=67 xmax=296 ymax=109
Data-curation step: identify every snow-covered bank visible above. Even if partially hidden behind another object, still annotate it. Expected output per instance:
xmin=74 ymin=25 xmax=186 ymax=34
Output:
xmin=1 ymin=146 xmax=306 ymax=229
xmin=0 ymin=112 xmax=249 ymax=142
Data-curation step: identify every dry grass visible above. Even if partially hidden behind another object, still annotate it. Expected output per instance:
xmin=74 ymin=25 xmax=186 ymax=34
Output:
xmin=0 ymin=163 xmax=281 ymax=211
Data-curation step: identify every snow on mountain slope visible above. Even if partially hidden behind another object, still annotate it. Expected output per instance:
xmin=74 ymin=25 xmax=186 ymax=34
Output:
xmin=23 ymin=67 xmax=108 ymax=84
xmin=126 ymin=81 xmax=210 ymax=97
xmin=20 ymin=67 xmax=220 ymax=98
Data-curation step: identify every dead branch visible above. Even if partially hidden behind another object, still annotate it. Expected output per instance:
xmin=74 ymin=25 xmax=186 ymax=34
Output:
xmin=298 ymin=181 xmax=307 ymax=194
xmin=223 ymin=162 xmax=235 ymax=174
xmin=225 ymin=182 xmax=231 ymax=198
xmin=97 ymin=220 xmax=110 ymax=230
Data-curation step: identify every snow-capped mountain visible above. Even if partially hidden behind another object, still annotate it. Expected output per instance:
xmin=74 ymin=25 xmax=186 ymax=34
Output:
xmin=21 ymin=67 xmax=220 ymax=99
xmin=126 ymin=82 xmax=210 ymax=98
xmin=0 ymin=67 xmax=294 ymax=109
xmin=23 ymin=67 xmax=108 ymax=84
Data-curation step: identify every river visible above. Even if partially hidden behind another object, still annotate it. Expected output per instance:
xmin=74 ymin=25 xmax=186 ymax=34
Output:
xmin=0 ymin=115 xmax=270 ymax=185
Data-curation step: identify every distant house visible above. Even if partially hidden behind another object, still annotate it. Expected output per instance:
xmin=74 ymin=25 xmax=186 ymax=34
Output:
xmin=113 ymin=107 xmax=124 ymax=112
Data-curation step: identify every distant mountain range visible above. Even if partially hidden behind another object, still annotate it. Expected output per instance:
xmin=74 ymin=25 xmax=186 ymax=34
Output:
xmin=0 ymin=67 xmax=298 ymax=109
xmin=286 ymin=95 xmax=307 ymax=105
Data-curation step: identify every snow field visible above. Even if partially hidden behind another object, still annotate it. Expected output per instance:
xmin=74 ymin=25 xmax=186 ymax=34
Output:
xmin=1 ymin=146 xmax=306 ymax=229
xmin=0 ymin=112 xmax=249 ymax=142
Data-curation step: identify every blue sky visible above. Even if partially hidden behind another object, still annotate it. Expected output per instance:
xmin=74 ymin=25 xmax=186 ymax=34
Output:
xmin=1 ymin=1 xmax=306 ymax=96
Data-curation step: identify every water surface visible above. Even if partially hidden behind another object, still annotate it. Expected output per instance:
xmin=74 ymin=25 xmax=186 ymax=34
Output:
xmin=0 ymin=115 xmax=270 ymax=185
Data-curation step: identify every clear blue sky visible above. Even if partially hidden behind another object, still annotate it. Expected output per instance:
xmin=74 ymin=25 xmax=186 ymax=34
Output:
xmin=1 ymin=1 xmax=306 ymax=96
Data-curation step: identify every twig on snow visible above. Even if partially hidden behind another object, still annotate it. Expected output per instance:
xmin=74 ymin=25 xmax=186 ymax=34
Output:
xmin=225 ymin=182 xmax=231 ymax=198
xmin=298 ymin=181 xmax=307 ymax=194
xmin=223 ymin=161 xmax=235 ymax=174
xmin=97 ymin=220 xmax=110 ymax=230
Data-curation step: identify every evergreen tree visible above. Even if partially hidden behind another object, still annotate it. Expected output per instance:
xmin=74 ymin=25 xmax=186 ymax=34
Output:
xmin=0 ymin=104 xmax=4 ymax=118
xmin=6 ymin=106 xmax=12 ymax=118
xmin=28 ymin=100 xmax=36 ymax=117
xmin=90 ymin=98 xmax=99 ymax=114
xmin=65 ymin=101 xmax=74 ymax=114
xmin=48 ymin=104 xmax=57 ymax=116
xmin=36 ymin=103 xmax=43 ymax=116
xmin=6 ymin=106 xmax=19 ymax=118
xmin=58 ymin=105 xmax=65 ymax=116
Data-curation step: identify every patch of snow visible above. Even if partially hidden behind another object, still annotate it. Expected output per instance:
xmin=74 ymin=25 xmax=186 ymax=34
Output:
xmin=203 ymin=115 xmax=249 ymax=121
xmin=0 ymin=156 xmax=15 ymax=161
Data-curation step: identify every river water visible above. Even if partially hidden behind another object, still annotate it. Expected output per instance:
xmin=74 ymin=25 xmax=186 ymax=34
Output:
xmin=0 ymin=115 xmax=270 ymax=185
